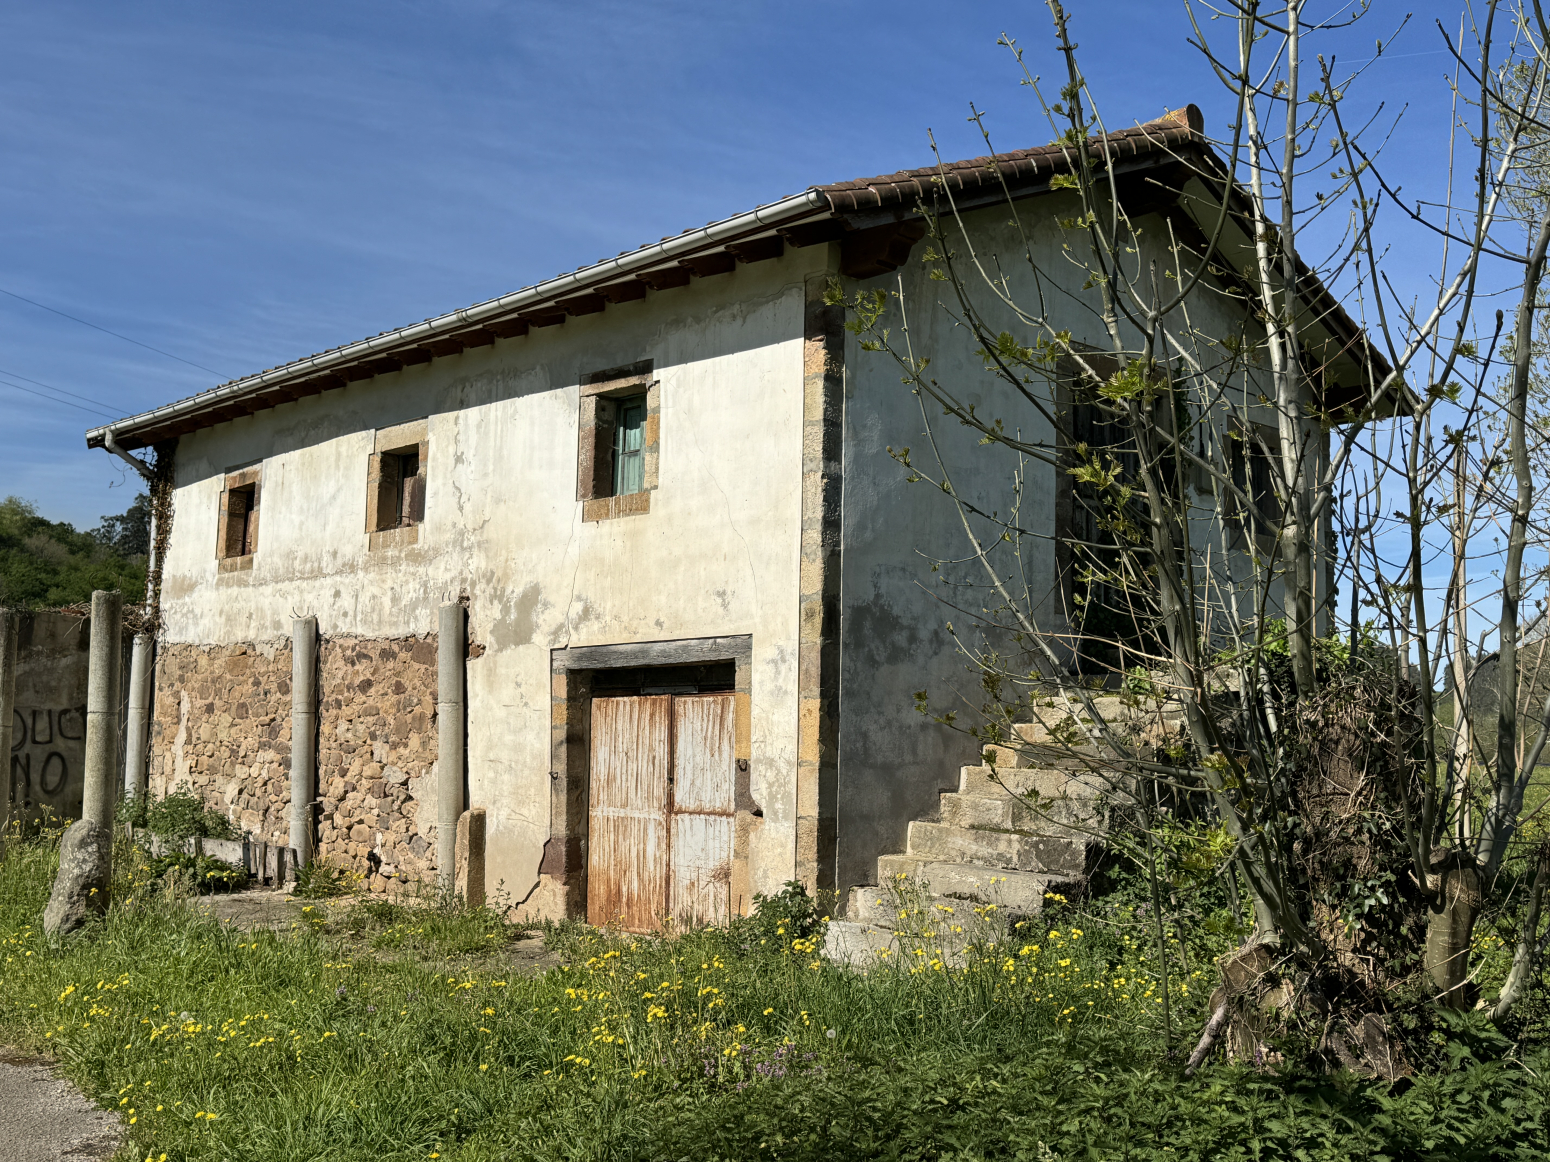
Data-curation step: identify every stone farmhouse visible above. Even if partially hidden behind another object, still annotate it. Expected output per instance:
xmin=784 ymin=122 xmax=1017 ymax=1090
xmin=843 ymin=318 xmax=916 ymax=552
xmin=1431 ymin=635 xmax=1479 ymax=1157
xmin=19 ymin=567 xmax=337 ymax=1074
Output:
xmin=84 ymin=106 xmax=1382 ymax=926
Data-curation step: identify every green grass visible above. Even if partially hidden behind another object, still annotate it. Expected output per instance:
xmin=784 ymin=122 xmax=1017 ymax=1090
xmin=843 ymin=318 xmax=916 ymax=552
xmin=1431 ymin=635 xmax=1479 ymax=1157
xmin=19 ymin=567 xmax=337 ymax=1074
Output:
xmin=3 ymin=829 xmax=1549 ymax=1161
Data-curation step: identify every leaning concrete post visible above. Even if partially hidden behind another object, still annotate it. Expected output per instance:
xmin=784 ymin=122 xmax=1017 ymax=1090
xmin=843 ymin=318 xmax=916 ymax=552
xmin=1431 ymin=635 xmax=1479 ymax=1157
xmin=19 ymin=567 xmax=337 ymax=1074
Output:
xmin=122 ymin=633 xmax=154 ymax=803
xmin=437 ymin=603 xmax=466 ymax=890
xmin=0 ymin=609 xmax=18 ymax=817
xmin=81 ymin=590 xmax=122 ymax=829
xmin=289 ymin=616 xmax=318 ymax=870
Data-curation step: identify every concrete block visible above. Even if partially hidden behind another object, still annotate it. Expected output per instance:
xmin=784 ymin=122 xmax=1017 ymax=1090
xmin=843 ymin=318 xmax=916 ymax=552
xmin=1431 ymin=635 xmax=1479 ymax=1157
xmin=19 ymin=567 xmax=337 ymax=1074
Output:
xmin=822 ymin=920 xmax=896 ymax=966
xmin=874 ymin=856 xmax=1059 ymax=913
xmin=958 ymin=764 xmax=1108 ymax=800
xmin=455 ymin=806 xmax=486 ymax=907
xmin=905 ymin=821 xmax=1087 ymax=876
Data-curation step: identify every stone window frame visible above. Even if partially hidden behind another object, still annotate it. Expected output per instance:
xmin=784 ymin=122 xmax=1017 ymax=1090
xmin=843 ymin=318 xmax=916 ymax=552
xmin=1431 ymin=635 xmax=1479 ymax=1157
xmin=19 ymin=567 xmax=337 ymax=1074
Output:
xmin=367 ymin=419 xmax=429 ymax=551
xmin=577 ymin=360 xmax=659 ymax=523
xmin=544 ymin=635 xmax=758 ymax=921
xmin=217 ymin=464 xmax=262 ymax=573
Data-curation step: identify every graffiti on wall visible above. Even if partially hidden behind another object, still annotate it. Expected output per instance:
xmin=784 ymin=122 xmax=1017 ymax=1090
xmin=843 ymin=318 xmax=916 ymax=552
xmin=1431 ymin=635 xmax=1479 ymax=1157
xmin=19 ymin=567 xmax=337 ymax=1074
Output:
xmin=9 ymin=706 xmax=87 ymax=819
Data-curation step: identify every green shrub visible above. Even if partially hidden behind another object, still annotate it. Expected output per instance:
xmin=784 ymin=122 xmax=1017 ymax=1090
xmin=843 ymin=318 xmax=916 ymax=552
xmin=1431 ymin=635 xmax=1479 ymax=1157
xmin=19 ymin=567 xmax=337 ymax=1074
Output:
xmin=292 ymin=860 xmax=360 ymax=899
xmin=114 ymin=792 xmax=149 ymax=832
xmin=136 ymin=851 xmax=248 ymax=895
xmin=138 ymin=786 xmax=236 ymax=846
xmin=732 ymin=878 xmax=823 ymax=947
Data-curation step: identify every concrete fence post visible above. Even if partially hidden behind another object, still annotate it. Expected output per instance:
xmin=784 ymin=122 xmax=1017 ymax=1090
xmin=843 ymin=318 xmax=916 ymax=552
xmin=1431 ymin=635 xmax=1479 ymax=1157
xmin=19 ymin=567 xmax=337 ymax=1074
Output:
xmin=122 ymin=633 xmax=154 ymax=803
xmin=437 ymin=602 xmax=466 ymax=891
xmin=0 ymin=608 xmax=17 ymax=818
xmin=290 ymin=616 xmax=318 ymax=870
xmin=455 ymin=806 xmax=486 ymax=908
xmin=81 ymin=590 xmax=123 ymax=829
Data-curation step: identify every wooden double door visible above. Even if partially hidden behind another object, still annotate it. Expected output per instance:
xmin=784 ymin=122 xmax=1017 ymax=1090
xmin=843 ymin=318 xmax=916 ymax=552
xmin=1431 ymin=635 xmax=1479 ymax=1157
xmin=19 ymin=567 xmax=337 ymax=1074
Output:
xmin=587 ymin=693 xmax=735 ymax=931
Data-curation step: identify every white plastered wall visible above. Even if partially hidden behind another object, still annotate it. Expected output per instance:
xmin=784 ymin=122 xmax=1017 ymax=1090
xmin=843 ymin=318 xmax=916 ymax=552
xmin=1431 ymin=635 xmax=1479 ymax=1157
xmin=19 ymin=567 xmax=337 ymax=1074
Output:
xmin=155 ymin=246 xmax=833 ymax=906
xmin=834 ymin=193 xmax=1320 ymax=899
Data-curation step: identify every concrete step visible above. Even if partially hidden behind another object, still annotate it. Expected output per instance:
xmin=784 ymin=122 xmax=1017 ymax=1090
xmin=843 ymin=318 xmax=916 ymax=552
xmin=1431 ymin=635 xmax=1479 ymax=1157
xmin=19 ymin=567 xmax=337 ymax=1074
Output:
xmin=824 ymin=916 xmax=981 ymax=967
xmin=979 ymin=742 xmax=1030 ymax=769
xmin=957 ymin=765 xmax=1107 ymax=800
xmin=939 ymin=791 xmax=1099 ymax=835
xmin=1022 ymin=695 xmax=1131 ymax=726
xmin=991 ymin=730 xmax=1110 ymax=764
xmin=847 ymin=883 xmax=1021 ymax=929
xmin=843 ymin=888 xmax=990 ymax=942
xmin=1013 ymin=723 xmax=1091 ymax=749
xmin=869 ymin=858 xmax=1059 ymax=913
xmin=905 ymin=820 xmax=1088 ymax=876
xmin=822 ymin=919 xmax=896 ymax=966
xmin=846 ymin=885 xmax=941 ymax=928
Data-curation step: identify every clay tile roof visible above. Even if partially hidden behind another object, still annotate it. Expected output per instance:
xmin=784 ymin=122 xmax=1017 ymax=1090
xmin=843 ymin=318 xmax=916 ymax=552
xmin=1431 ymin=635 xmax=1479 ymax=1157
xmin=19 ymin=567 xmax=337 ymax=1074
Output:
xmin=817 ymin=105 xmax=1205 ymax=214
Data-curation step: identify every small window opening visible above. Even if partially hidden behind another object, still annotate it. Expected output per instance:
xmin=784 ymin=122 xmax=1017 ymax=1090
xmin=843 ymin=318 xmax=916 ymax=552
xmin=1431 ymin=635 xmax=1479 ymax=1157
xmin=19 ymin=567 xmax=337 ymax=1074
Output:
xmin=374 ymin=448 xmax=425 ymax=531
xmin=1230 ymin=430 xmax=1282 ymax=541
xmin=222 ymin=484 xmax=257 ymax=559
xmin=395 ymin=452 xmax=422 ymax=527
xmin=612 ymin=395 xmax=647 ymax=496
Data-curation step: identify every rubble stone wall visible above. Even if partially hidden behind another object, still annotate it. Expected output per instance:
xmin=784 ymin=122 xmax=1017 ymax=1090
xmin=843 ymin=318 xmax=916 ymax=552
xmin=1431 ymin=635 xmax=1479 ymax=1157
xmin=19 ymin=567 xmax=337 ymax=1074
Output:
xmin=315 ymin=635 xmax=439 ymax=893
xmin=149 ymin=633 xmax=440 ymax=895
xmin=149 ymin=641 xmax=295 ymax=844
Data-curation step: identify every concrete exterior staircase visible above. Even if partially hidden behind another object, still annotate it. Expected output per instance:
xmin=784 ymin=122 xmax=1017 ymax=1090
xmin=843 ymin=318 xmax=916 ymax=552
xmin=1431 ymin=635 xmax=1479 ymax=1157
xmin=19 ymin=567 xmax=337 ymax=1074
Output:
xmin=825 ymin=696 xmax=1146 ymax=964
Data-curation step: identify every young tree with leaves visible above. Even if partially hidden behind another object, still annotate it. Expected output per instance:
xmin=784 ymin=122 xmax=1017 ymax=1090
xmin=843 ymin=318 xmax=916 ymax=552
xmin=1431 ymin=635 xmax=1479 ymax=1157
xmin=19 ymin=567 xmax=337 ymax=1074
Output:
xmin=833 ymin=0 xmax=1550 ymax=1068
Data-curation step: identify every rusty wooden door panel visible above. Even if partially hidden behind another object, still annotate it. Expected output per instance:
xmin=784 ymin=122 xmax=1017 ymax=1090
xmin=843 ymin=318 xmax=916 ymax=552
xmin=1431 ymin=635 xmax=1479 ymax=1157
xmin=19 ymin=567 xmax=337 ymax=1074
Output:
xmin=669 ymin=693 xmax=735 ymax=927
xmin=587 ymin=695 xmax=670 ymax=931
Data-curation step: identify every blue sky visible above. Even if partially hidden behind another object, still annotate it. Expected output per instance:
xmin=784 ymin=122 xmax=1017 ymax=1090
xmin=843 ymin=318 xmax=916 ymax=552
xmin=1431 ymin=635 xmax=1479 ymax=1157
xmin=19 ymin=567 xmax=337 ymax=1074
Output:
xmin=0 ymin=1 xmax=1457 ymax=530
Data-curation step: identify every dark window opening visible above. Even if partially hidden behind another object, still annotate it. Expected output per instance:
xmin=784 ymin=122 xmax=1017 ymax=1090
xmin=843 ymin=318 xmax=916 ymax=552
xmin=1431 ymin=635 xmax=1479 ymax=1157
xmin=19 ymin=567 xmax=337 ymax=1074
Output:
xmin=1066 ymin=396 xmax=1144 ymax=624
xmin=1229 ymin=429 xmax=1282 ymax=542
xmin=223 ymin=484 xmax=257 ymax=558
xmin=591 ymin=662 xmax=736 ymax=697
xmin=394 ymin=452 xmax=423 ymax=527
xmin=374 ymin=449 xmax=425 ymax=531
xmin=1057 ymin=364 xmax=1177 ymax=674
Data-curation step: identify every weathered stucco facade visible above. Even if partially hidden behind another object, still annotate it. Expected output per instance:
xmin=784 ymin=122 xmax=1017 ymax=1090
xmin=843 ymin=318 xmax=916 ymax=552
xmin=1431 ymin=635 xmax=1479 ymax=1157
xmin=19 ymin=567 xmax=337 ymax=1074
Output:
xmin=89 ymin=107 xmax=1374 ymax=917
xmin=145 ymin=250 xmax=826 ymax=910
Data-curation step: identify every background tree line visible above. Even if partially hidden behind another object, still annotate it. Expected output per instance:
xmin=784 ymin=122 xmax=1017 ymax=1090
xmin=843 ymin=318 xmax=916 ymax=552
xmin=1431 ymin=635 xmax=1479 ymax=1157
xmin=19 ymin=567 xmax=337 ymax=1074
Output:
xmin=0 ymin=492 xmax=149 ymax=609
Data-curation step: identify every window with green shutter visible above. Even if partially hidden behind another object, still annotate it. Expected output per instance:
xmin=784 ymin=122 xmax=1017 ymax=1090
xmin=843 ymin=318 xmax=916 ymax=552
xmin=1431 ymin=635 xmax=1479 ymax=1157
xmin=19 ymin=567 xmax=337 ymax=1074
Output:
xmin=613 ymin=395 xmax=647 ymax=496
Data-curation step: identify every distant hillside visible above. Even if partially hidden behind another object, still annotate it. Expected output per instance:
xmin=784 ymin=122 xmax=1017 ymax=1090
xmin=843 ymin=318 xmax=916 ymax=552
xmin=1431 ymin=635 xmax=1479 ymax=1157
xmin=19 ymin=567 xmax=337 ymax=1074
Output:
xmin=0 ymin=494 xmax=149 ymax=609
xmin=1460 ymin=642 xmax=1550 ymax=713
xmin=1445 ymin=639 xmax=1550 ymax=761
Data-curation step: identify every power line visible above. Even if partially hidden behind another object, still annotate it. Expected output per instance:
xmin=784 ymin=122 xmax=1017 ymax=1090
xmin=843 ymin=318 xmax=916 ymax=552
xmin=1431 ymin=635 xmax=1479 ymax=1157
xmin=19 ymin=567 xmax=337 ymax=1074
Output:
xmin=0 ymin=377 xmax=119 ymax=419
xmin=0 ymin=365 xmax=119 ymax=412
xmin=0 ymin=284 xmax=229 ymax=378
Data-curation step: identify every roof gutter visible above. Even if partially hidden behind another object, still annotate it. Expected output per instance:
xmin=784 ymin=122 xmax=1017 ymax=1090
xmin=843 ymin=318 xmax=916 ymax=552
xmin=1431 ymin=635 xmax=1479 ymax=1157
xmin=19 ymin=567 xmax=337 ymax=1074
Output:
xmin=86 ymin=187 xmax=830 ymax=448
xmin=101 ymin=427 xmax=155 ymax=481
